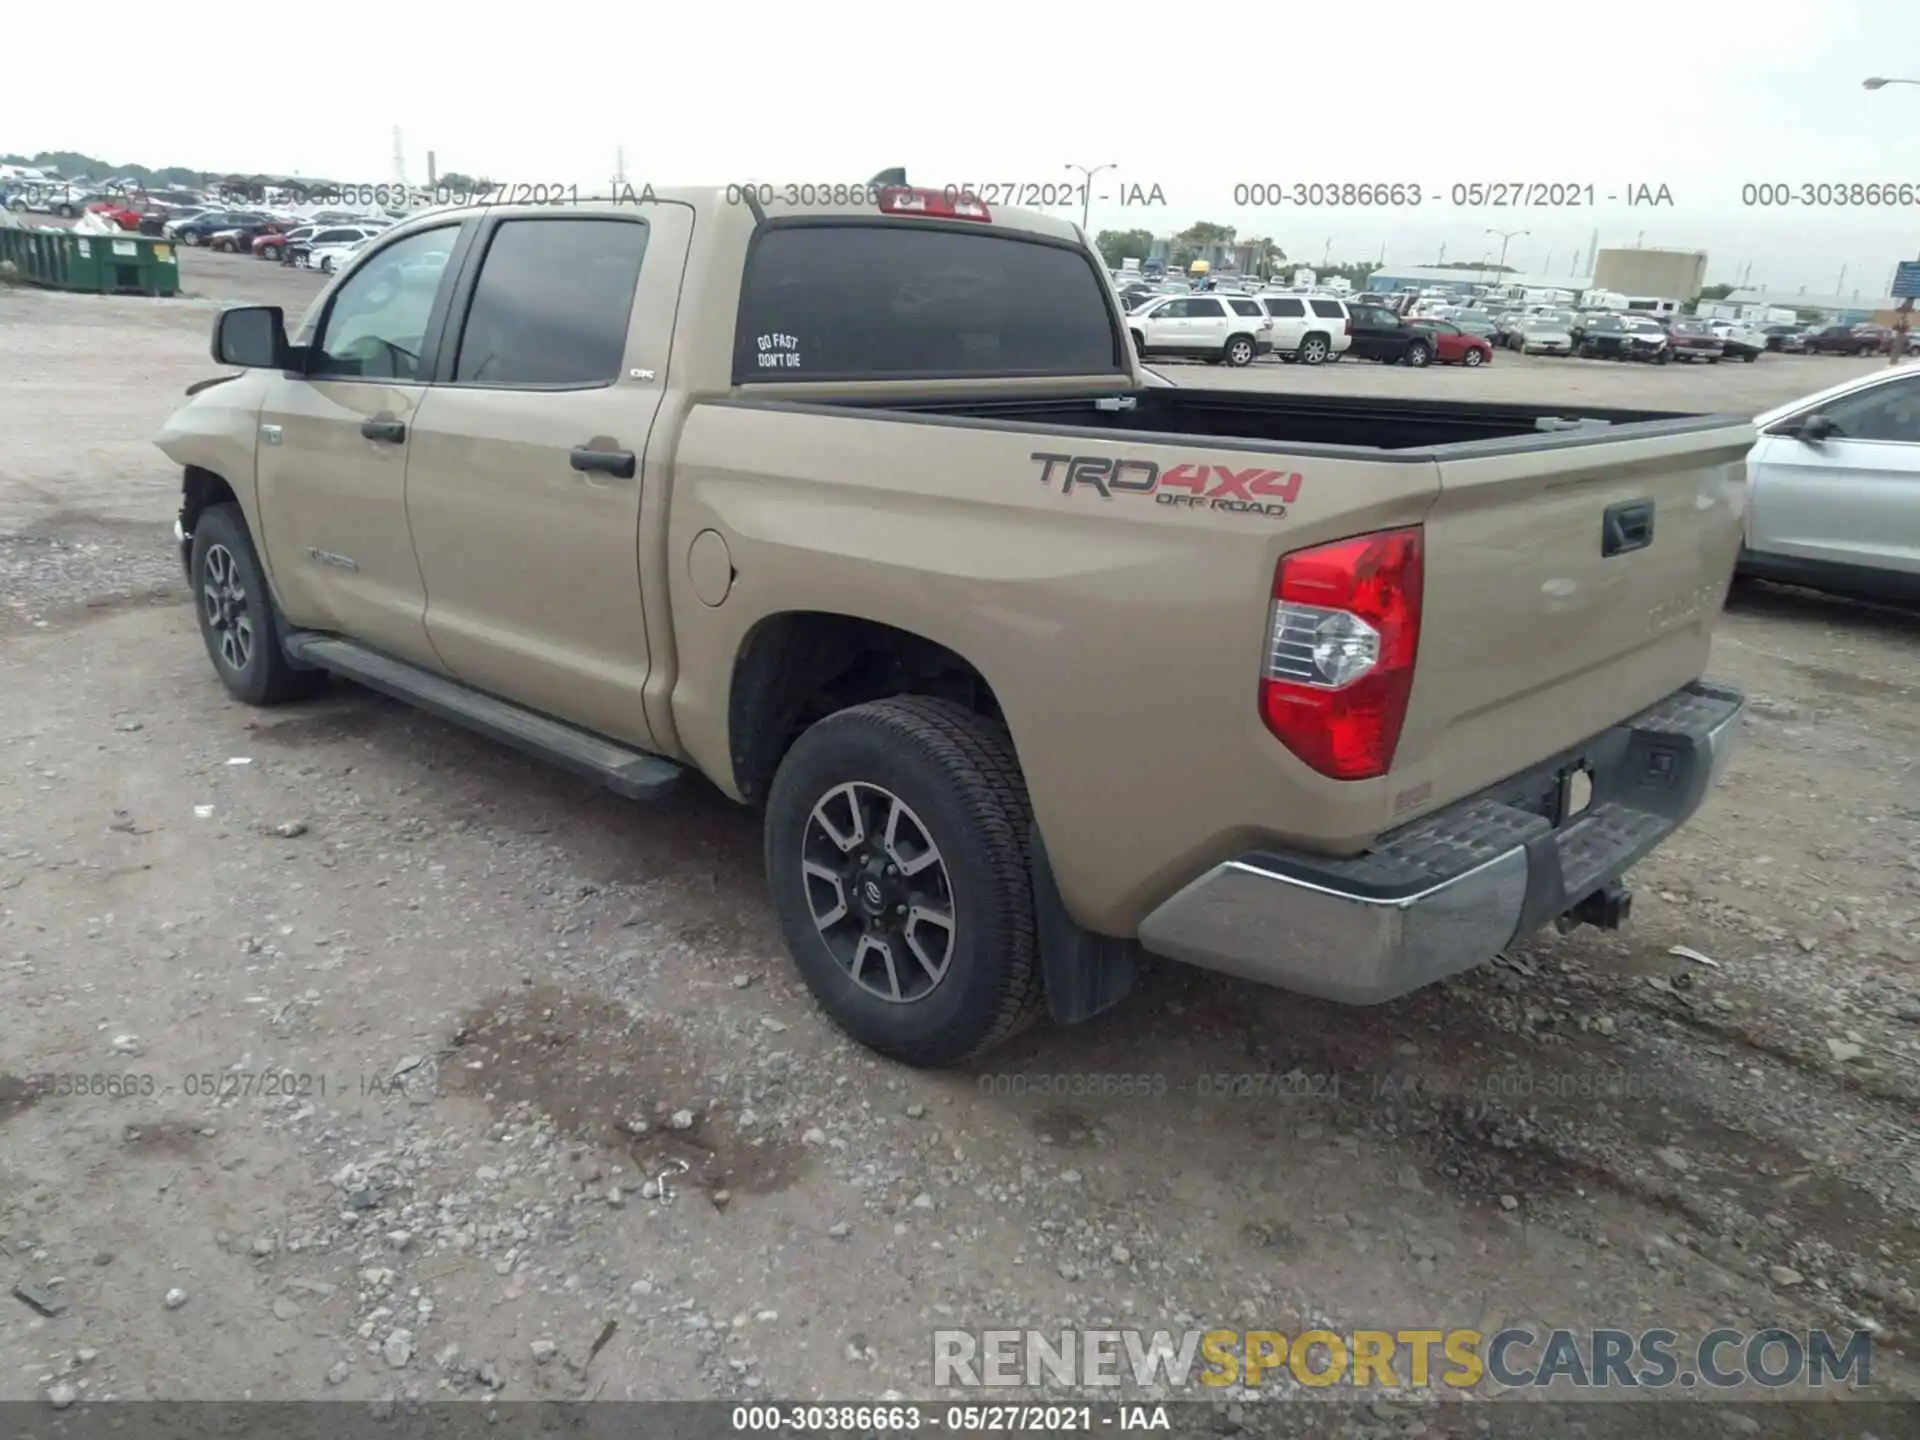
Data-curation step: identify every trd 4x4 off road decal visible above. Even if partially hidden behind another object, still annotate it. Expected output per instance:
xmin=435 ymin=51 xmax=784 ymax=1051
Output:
xmin=1030 ymin=452 xmax=1300 ymax=518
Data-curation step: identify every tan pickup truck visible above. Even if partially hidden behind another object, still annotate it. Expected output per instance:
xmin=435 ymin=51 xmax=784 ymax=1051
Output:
xmin=156 ymin=182 xmax=1750 ymax=1066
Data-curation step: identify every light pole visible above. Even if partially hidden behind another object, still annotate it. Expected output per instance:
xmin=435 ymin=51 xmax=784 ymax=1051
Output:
xmin=1484 ymin=228 xmax=1528 ymax=288
xmin=1065 ymin=162 xmax=1117 ymax=232
xmin=1865 ymin=77 xmax=1918 ymax=360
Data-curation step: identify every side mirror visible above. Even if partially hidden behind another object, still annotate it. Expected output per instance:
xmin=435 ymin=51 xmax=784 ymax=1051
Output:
xmin=1776 ymin=412 xmax=1836 ymax=442
xmin=212 ymin=305 xmax=289 ymax=369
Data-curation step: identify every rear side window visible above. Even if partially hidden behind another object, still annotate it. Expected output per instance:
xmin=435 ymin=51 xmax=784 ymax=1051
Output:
xmin=1228 ymin=298 xmax=1262 ymax=317
xmin=1266 ymin=297 xmax=1306 ymax=317
xmin=1188 ymin=297 xmax=1227 ymax=317
xmin=453 ymin=217 xmax=649 ymax=386
xmin=1309 ymin=299 xmax=1344 ymax=318
xmin=735 ymin=224 xmax=1121 ymax=381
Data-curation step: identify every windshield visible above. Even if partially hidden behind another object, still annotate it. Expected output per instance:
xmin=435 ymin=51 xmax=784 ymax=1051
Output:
xmin=1671 ymin=319 xmax=1710 ymax=333
xmin=1624 ymin=318 xmax=1665 ymax=332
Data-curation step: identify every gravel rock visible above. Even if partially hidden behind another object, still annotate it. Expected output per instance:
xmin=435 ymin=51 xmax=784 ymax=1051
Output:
xmin=530 ymin=1339 xmax=558 ymax=1364
xmin=668 ymin=1109 xmax=695 ymax=1131
xmin=273 ymin=820 xmax=309 ymax=838
xmin=163 ymin=1288 xmax=188 ymax=1310
xmin=47 ymin=1382 xmax=78 ymax=1410
xmin=382 ymin=1329 xmax=414 ymax=1368
xmin=325 ymin=1361 xmax=351 ymax=1386
xmin=1769 ymin=1265 xmax=1805 ymax=1287
xmin=828 ymin=1222 xmax=851 ymax=1239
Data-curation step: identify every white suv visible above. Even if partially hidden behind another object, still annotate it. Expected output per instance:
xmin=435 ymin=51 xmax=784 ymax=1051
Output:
xmin=1127 ymin=294 xmax=1274 ymax=366
xmin=1259 ymin=294 xmax=1353 ymax=365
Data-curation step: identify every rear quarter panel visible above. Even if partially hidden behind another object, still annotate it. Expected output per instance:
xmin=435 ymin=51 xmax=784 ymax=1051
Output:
xmin=665 ymin=403 xmax=1440 ymax=934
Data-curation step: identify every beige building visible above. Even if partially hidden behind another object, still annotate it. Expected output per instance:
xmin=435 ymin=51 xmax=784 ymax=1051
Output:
xmin=1591 ymin=248 xmax=1709 ymax=301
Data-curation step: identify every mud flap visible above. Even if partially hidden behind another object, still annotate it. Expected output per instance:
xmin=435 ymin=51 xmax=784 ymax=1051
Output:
xmin=1030 ymin=826 xmax=1140 ymax=1025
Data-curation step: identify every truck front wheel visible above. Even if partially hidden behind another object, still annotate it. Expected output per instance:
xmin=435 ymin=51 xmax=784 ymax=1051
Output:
xmin=764 ymin=696 xmax=1046 ymax=1067
xmin=190 ymin=504 xmax=326 ymax=706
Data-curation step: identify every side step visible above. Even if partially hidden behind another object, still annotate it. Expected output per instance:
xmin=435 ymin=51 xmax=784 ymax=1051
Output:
xmin=281 ymin=633 xmax=684 ymax=800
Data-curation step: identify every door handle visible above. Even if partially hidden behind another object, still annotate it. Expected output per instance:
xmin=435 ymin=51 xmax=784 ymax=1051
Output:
xmin=1601 ymin=499 xmax=1654 ymax=557
xmin=570 ymin=446 xmax=636 ymax=480
xmin=361 ymin=418 xmax=406 ymax=443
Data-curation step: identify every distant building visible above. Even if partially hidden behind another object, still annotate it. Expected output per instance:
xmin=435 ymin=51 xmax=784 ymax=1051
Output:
xmin=1720 ymin=288 xmax=1900 ymax=326
xmin=1148 ymin=236 xmax=1273 ymax=276
xmin=1591 ymin=247 xmax=1708 ymax=302
xmin=1363 ymin=266 xmax=1594 ymax=295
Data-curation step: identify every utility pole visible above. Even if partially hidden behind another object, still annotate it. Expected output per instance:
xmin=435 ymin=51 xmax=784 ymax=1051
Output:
xmin=1861 ymin=76 xmax=1918 ymax=361
xmin=614 ymin=147 xmax=626 ymax=188
xmin=1485 ymin=227 xmax=1529 ymax=276
xmin=426 ymin=150 xmax=437 ymax=187
xmin=1064 ymin=161 xmax=1116 ymax=232
xmin=392 ymin=127 xmax=406 ymax=188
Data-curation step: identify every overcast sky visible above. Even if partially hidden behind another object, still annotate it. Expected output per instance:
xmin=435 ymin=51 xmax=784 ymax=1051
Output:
xmin=10 ymin=0 xmax=1919 ymax=293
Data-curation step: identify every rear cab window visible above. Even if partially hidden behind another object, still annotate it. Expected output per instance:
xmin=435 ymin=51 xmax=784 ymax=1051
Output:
xmin=733 ymin=223 xmax=1123 ymax=382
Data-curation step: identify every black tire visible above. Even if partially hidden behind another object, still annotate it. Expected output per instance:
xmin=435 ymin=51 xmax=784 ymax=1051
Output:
xmin=189 ymin=505 xmax=325 ymax=707
xmin=1405 ymin=342 xmax=1431 ymax=368
xmin=261 ymin=244 xmax=280 ymax=261
xmin=1129 ymin=329 xmax=1145 ymax=353
xmin=57 ymin=203 xmax=77 ymax=218
xmin=1743 ymin=351 xmax=1756 ymax=363
xmin=1463 ymin=347 xmax=1484 ymax=367
xmin=764 ymin=696 xmax=1045 ymax=1067
xmin=1299 ymin=333 xmax=1330 ymax=365
xmin=1224 ymin=334 xmax=1256 ymax=367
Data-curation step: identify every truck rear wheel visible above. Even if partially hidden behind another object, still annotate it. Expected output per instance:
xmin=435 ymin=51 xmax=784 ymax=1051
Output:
xmin=190 ymin=505 xmax=326 ymax=707
xmin=764 ymin=696 xmax=1045 ymax=1067
xmin=1225 ymin=335 xmax=1255 ymax=366
xmin=1299 ymin=333 xmax=1329 ymax=365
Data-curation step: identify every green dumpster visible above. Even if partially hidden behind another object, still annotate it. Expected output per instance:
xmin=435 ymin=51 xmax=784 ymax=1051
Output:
xmin=0 ymin=227 xmax=180 ymax=296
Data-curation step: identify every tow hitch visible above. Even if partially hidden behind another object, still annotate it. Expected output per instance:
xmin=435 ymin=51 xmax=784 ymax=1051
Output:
xmin=1556 ymin=880 xmax=1633 ymax=934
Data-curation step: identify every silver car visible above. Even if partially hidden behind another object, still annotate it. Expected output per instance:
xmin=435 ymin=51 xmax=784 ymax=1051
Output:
xmin=1741 ymin=363 xmax=1920 ymax=601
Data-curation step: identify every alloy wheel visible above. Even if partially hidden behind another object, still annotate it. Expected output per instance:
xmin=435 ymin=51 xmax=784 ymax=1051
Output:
xmin=201 ymin=543 xmax=254 ymax=673
xmin=801 ymin=781 xmax=955 ymax=1004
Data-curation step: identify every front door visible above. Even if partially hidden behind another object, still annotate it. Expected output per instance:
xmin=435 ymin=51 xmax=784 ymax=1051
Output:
xmin=404 ymin=206 xmax=692 ymax=753
xmin=1749 ymin=372 xmax=1920 ymax=577
xmin=254 ymin=221 xmax=466 ymax=666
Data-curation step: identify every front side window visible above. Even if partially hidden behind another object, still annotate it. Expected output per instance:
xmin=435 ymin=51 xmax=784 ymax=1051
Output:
xmin=1188 ymin=297 xmax=1227 ymax=318
xmin=311 ymin=225 xmax=459 ymax=381
xmin=1268 ymin=297 xmax=1306 ymax=317
xmin=1813 ymin=377 xmax=1920 ymax=442
xmin=452 ymin=218 xmax=650 ymax=386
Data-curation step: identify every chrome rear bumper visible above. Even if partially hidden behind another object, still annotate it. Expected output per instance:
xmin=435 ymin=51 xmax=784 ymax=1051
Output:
xmin=1137 ymin=681 xmax=1745 ymax=1005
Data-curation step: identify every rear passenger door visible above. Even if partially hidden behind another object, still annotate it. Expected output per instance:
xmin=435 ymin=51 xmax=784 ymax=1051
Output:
xmin=1263 ymin=296 xmax=1307 ymax=352
xmin=1184 ymin=296 xmax=1229 ymax=355
xmin=404 ymin=205 xmax=694 ymax=753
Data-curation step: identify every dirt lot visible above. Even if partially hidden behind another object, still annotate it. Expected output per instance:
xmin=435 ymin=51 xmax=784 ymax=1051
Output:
xmin=1 ymin=250 xmax=1917 ymax=1425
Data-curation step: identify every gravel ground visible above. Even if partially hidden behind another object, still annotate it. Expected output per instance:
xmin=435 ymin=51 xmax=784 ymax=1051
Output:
xmin=1 ymin=259 xmax=1916 ymax=1427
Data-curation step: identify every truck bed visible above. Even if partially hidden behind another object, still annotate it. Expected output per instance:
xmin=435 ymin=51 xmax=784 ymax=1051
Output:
xmin=822 ymin=386 xmax=1724 ymax=453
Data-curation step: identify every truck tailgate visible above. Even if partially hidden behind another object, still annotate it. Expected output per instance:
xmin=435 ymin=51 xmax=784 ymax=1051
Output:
xmin=1391 ymin=419 xmax=1752 ymax=816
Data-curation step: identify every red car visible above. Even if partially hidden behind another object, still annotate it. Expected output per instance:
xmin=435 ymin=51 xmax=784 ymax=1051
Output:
xmin=1410 ymin=320 xmax=1494 ymax=367
xmin=85 ymin=198 xmax=145 ymax=231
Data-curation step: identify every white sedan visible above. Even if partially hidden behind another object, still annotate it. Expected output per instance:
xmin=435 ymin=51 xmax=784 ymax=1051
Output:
xmin=1510 ymin=315 xmax=1575 ymax=355
xmin=304 ymin=238 xmax=368 ymax=275
xmin=1740 ymin=362 xmax=1920 ymax=602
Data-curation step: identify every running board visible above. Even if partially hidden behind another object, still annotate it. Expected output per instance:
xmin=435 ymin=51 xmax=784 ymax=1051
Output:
xmin=281 ymin=633 xmax=684 ymax=800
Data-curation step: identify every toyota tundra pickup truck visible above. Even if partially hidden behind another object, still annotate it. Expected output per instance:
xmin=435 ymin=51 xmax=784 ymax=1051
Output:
xmin=156 ymin=183 xmax=1750 ymax=1067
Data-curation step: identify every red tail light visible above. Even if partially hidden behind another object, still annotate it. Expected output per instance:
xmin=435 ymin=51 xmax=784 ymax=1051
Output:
xmin=1344 ymin=315 xmax=1353 ymax=336
xmin=877 ymin=186 xmax=992 ymax=222
xmin=1259 ymin=527 xmax=1424 ymax=780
